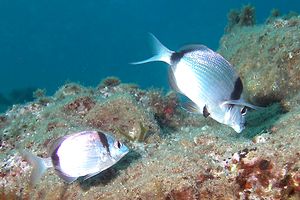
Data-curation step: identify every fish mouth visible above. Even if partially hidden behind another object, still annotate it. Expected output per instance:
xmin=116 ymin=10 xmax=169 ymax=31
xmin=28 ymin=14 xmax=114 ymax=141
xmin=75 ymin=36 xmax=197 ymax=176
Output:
xmin=121 ymin=150 xmax=129 ymax=158
xmin=232 ymin=124 xmax=245 ymax=133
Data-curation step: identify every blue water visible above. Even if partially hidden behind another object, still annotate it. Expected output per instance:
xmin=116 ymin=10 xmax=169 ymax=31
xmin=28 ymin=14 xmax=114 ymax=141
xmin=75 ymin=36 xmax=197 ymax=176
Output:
xmin=0 ymin=0 xmax=299 ymax=99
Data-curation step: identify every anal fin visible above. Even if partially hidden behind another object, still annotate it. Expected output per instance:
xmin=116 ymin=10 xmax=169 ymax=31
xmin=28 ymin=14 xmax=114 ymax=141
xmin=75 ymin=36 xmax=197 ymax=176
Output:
xmin=176 ymin=93 xmax=200 ymax=113
xmin=56 ymin=170 xmax=78 ymax=183
xmin=168 ymin=67 xmax=181 ymax=93
xmin=83 ymin=171 xmax=101 ymax=181
xmin=181 ymin=100 xmax=199 ymax=113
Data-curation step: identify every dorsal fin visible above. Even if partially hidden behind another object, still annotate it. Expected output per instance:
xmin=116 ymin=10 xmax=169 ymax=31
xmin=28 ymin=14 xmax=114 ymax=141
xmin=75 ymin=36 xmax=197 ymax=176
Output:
xmin=179 ymin=44 xmax=213 ymax=53
xmin=171 ymin=44 xmax=214 ymax=65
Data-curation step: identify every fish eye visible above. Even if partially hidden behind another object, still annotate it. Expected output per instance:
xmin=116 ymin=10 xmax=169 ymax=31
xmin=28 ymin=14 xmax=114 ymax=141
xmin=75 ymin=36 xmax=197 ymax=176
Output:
xmin=114 ymin=141 xmax=121 ymax=149
xmin=240 ymin=106 xmax=247 ymax=116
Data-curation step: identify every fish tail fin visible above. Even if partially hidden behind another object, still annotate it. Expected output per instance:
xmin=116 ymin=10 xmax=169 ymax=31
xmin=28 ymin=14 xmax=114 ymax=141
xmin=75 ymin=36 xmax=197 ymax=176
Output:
xmin=131 ymin=33 xmax=174 ymax=65
xmin=20 ymin=150 xmax=52 ymax=186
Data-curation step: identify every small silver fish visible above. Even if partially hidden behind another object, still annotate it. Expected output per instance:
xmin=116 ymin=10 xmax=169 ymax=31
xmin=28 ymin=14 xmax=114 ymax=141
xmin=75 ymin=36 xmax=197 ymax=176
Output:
xmin=20 ymin=130 xmax=129 ymax=186
xmin=133 ymin=34 xmax=260 ymax=133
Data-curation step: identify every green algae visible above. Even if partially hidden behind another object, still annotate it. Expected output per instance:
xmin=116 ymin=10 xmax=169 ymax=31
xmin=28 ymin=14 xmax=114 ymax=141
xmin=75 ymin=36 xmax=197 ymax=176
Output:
xmin=226 ymin=4 xmax=256 ymax=32
xmin=116 ymin=122 xmax=149 ymax=142
xmin=137 ymin=122 xmax=149 ymax=142
xmin=219 ymin=16 xmax=300 ymax=106
xmin=242 ymin=103 xmax=284 ymax=139
xmin=85 ymin=92 xmax=160 ymax=143
xmin=98 ymin=76 xmax=121 ymax=88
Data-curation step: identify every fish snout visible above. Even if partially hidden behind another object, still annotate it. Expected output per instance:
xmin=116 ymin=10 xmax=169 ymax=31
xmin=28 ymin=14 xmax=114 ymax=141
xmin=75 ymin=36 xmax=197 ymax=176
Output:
xmin=232 ymin=123 xmax=245 ymax=133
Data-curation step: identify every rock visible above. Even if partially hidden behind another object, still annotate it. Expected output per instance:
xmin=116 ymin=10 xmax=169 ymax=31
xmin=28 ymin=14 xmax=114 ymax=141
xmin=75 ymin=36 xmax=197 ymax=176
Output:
xmin=219 ymin=16 xmax=300 ymax=106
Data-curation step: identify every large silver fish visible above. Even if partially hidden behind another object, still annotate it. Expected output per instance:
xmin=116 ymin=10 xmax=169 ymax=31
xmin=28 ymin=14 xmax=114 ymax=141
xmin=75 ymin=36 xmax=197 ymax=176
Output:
xmin=20 ymin=130 xmax=129 ymax=186
xmin=133 ymin=34 xmax=260 ymax=133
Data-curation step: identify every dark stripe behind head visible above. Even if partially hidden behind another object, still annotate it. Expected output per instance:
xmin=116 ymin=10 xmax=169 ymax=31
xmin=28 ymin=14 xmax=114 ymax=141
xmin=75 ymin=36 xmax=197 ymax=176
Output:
xmin=230 ymin=77 xmax=243 ymax=100
xmin=97 ymin=131 xmax=110 ymax=154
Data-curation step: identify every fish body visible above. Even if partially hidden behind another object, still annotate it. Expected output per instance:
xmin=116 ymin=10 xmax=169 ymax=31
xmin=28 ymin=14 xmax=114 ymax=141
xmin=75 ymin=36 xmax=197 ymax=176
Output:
xmin=133 ymin=34 xmax=260 ymax=132
xmin=20 ymin=130 xmax=129 ymax=185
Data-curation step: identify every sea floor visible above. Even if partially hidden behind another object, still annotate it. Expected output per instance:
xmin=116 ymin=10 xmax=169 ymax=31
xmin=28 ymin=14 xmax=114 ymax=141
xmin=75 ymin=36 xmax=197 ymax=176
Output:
xmin=0 ymin=81 xmax=299 ymax=200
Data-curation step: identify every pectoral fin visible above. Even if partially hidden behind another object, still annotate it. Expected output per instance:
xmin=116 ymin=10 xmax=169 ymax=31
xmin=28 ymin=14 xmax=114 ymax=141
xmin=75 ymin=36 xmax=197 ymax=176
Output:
xmin=221 ymin=99 xmax=263 ymax=110
xmin=203 ymin=105 xmax=210 ymax=118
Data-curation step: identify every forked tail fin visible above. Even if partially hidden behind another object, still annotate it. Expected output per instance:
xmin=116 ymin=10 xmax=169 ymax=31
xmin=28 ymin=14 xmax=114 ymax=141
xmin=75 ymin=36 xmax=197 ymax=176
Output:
xmin=131 ymin=33 xmax=174 ymax=65
xmin=20 ymin=149 xmax=52 ymax=186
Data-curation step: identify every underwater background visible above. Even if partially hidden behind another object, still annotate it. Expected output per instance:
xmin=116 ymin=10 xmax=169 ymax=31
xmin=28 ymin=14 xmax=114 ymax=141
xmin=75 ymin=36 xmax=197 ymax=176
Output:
xmin=1 ymin=1 xmax=300 ymax=199
xmin=0 ymin=0 xmax=300 ymax=112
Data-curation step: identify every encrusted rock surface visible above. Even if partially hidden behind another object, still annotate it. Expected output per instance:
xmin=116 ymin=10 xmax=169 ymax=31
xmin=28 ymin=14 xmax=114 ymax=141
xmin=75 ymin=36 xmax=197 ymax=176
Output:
xmin=219 ymin=16 xmax=300 ymax=107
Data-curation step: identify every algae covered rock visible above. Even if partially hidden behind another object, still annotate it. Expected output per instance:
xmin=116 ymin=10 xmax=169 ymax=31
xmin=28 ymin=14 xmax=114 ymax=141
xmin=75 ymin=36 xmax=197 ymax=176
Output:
xmin=85 ymin=94 xmax=161 ymax=142
xmin=219 ymin=16 xmax=300 ymax=106
xmin=226 ymin=4 xmax=256 ymax=32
